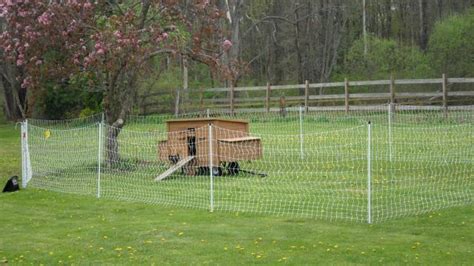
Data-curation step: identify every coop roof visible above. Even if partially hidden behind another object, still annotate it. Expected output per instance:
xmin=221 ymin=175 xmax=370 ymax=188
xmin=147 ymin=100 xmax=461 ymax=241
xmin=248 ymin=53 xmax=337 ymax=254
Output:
xmin=165 ymin=118 xmax=249 ymax=124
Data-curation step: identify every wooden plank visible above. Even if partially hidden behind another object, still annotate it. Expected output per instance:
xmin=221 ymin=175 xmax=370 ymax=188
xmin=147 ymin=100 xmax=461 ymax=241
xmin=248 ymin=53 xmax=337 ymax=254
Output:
xmin=309 ymin=82 xmax=345 ymax=88
xmin=235 ymin=86 xmax=267 ymax=92
xmin=155 ymin=156 xmax=195 ymax=181
xmin=309 ymin=94 xmax=347 ymax=100
xmin=349 ymin=80 xmax=391 ymax=86
xmin=271 ymin=84 xmax=306 ymax=90
xmin=395 ymin=78 xmax=442 ymax=85
xmin=396 ymin=92 xmax=442 ymax=98
xmin=449 ymin=91 xmax=474 ymax=96
xmin=349 ymin=93 xmax=391 ymax=99
xmin=447 ymin=78 xmax=474 ymax=83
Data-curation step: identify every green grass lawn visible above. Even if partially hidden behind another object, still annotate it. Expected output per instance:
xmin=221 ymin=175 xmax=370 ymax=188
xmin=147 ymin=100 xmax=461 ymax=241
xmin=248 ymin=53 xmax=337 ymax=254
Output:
xmin=1 ymin=119 xmax=473 ymax=264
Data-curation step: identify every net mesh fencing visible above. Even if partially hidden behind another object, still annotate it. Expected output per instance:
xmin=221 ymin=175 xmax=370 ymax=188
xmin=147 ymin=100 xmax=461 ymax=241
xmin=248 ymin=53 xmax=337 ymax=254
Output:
xmin=24 ymin=104 xmax=473 ymax=223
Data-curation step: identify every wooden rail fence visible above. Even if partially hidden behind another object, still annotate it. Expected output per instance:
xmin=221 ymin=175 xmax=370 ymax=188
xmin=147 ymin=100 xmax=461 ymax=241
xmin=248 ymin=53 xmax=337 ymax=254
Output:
xmin=139 ymin=74 xmax=474 ymax=115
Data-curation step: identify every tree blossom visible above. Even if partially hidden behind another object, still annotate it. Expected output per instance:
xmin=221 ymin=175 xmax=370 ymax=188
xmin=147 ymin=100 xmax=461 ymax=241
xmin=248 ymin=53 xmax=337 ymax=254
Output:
xmin=223 ymin=39 xmax=232 ymax=51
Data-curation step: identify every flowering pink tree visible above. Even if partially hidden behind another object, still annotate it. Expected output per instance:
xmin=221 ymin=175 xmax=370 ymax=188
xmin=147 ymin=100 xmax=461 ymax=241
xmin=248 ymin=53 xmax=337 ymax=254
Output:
xmin=1 ymin=0 xmax=236 ymax=165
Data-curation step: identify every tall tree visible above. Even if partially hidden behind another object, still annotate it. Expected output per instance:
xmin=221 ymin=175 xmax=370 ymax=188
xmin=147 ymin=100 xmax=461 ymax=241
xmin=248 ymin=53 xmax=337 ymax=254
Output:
xmin=419 ymin=0 xmax=428 ymax=50
xmin=0 ymin=0 xmax=233 ymax=165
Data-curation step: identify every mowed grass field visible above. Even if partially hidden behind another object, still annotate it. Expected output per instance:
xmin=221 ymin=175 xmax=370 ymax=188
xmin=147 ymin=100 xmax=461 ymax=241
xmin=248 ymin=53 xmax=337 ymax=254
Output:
xmin=0 ymin=114 xmax=473 ymax=264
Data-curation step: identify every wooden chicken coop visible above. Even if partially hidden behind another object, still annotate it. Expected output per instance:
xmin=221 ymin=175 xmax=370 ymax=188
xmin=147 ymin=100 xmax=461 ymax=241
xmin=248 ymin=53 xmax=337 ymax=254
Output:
xmin=155 ymin=118 xmax=262 ymax=181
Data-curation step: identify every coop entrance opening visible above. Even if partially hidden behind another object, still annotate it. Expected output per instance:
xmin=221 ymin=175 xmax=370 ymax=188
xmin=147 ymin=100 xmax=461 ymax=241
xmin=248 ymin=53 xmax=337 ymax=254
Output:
xmin=187 ymin=128 xmax=196 ymax=156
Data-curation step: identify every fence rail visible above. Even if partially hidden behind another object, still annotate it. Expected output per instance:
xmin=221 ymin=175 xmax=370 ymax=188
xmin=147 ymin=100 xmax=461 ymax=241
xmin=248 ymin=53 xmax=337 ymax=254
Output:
xmin=139 ymin=75 xmax=474 ymax=115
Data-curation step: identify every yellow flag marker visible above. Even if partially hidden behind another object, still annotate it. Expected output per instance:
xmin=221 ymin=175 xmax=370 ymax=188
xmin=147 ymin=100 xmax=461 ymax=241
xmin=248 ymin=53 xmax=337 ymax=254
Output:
xmin=44 ymin=129 xmax=51 ymax=139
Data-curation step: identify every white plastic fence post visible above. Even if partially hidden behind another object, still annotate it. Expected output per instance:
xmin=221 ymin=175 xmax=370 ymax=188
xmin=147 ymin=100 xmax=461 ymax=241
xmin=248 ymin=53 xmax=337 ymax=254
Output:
xmin=21 ymin=121 xmax=26 ymax=188
xmin=97 ymin=120 xmax=103 ymax=198
xmin=299 ymin=105 xmax=304 ymax=160
xmin=388 ymin=103 xmax=393 ymax=162
xmin=208 ymin=123 xmax=214 ymax=212
xmin=367 ymin=121 xmax=372 ymax=224
xmin=25 ymin=119 xmax=31 ymax=185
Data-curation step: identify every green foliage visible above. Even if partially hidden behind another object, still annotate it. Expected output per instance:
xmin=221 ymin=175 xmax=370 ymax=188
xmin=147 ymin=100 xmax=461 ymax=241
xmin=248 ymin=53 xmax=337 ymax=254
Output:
xmin=427 ymin=9 xmax=474 ymax=77
xmin=39 ymin=73 xmax=102 ymax=119
xmin=335 ymin=36 xmax=432 ymax=81
xmin=79 ymin=107 xmax=98 ymax=118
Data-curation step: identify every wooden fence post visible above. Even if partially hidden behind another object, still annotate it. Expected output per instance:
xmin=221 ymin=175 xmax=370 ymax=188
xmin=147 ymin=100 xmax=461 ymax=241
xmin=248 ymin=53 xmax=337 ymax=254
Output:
xmin=442 ymin=73 xmax=448 ymax=118
xmin=389 ymin=73 xmax=396 ymax=113
xmin=279 ymin=96 xmax=287 ymax=117
xmin=344 ymin=78 xmax=349 ymax=114
xmin=305 ymin=80 xmax=309 ymax=113
xmin=266 ymin=82 xmax=271 ymax=113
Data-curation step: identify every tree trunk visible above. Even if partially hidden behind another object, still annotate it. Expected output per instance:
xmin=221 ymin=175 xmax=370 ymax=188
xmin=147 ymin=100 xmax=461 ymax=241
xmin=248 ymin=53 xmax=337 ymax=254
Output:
xmin=0 ymin=64 xmax=27 ymax=121
xmin=363 ymin=0 xmax=368 ymax=55
xmin=106 ymin=119 xmax=124 ymax=168
xmin=418 ymin=0 xmax=428 ymax=50
xmin=103 ymin=67 xmax=137 ymax=168
xmin=293 ymin=1 xmax=305 ymax=95
xmin=182 ymin=55 xmax=188 ymax=112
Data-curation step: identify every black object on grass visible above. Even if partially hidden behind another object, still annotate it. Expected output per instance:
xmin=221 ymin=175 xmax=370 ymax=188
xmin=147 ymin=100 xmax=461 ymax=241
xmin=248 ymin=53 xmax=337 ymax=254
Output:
xmin=3 ymin=176 xmax=20 ymax=192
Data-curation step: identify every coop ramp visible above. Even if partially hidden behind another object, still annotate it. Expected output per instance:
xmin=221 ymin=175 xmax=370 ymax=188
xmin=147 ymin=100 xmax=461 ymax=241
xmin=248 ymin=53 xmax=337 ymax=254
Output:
xmin=155 ymin=156 xmax=195 ymax=181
